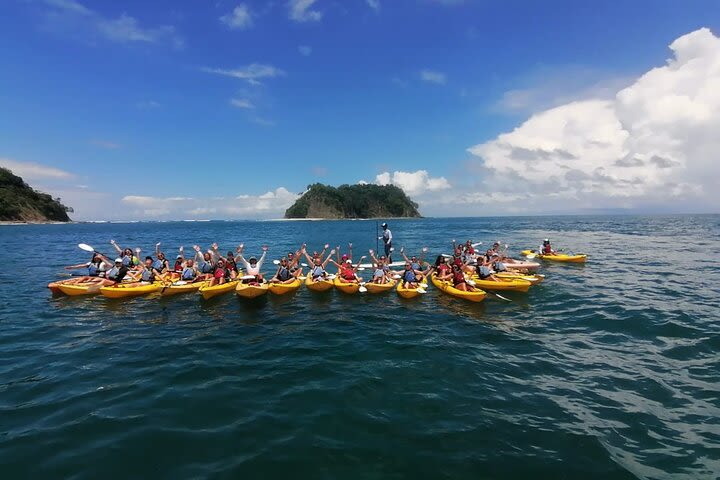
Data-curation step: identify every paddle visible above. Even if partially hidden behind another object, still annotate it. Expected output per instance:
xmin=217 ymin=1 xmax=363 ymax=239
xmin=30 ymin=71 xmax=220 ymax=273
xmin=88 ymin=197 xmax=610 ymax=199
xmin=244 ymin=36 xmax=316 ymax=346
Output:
xmin=358 ymin=285 xmax=367 ymax=293
xmin=273 ymin=259 xmax=280 ymax=265
xmin=465 ymin=278 xmax=511 ymax=302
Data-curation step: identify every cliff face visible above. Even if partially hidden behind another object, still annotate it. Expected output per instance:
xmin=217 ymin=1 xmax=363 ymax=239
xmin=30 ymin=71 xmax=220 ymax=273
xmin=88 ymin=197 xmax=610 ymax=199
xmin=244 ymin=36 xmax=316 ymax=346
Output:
xmin=284 ymin=183 xmax=421 ymax=219
xmin=0 ymin=167 xmax=72 ymax=222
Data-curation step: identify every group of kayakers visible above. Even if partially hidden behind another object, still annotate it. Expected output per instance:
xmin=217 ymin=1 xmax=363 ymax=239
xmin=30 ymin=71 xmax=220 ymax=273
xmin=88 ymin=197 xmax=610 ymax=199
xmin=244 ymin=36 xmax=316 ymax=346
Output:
xmin=60 ymin=236 xmax=550 ymax=294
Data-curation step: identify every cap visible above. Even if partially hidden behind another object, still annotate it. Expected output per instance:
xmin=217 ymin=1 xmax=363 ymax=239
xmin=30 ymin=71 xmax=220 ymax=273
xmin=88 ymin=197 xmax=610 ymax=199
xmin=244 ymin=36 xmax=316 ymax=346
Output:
xmin=341 ymin=254 xmax=348 ymax=259
xmin=176 ymin=255 xmax=183 ymax=259
xmin=381 ymin=222 xmax=387 ymax=227
xmin=249 ymin=257 xmax=257 ymax=262
xmin=114 ymin=258 xmax=123 ymax=263
xmin=345 ymin=259 xmax=352 ymax=264
xmin=544 ymin=238 xmax=549 ymax=242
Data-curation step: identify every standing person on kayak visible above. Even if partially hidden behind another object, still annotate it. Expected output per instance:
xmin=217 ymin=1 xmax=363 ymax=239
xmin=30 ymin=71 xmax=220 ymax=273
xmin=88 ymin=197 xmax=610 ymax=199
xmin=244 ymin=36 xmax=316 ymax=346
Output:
xmin=379 ymin=223 xmax=393 ymax=262
xmin=237 ymin=244 xmax=268 ymax=283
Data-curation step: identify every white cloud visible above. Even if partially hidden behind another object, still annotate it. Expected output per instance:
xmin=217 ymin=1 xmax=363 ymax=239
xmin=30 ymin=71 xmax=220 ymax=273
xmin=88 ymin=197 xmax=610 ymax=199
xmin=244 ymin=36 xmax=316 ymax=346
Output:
xmin=202 ymin=64 xmax=285 ymax=86
xmin=375 ymin=170 xmax=451 ymax=196
xmin=464 ymin=28 xmax=720 ymax=214
xmin=366 ymin=0 xmax=380 ymax=11
xmin=288 ymin=0 xmax=322 ymax=23
xmin=420 ymin=69 xmax=446 ymax=85
xmin=230 ymin=98 xmax=254 ymax=109
xmin=121 ymin=188 xmax=298 ymax=219
xmin=0 ymin=158 xmax=74 ymax=181
xmin=298 ymin=45 xmax=312 ymax=56
xmin=220 ymin=4 xmax=253 ymax=30
xmin=42 ymin=0 xmax=183 ymax=48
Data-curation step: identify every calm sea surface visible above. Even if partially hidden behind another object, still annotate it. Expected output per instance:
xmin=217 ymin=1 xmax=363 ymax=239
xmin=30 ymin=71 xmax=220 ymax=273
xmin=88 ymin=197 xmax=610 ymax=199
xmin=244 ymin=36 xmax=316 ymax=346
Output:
xmin=1 ymin=215 xmax=719 ymax=479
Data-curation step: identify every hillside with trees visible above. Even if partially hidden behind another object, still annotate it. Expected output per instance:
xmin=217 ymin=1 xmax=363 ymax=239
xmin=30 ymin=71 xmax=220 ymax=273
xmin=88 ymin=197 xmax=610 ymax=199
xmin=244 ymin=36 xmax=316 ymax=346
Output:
xmin=284 ymin=183 xmax=421 ymax=219
xmin=0 ymin=167 xmax=72 ymax=222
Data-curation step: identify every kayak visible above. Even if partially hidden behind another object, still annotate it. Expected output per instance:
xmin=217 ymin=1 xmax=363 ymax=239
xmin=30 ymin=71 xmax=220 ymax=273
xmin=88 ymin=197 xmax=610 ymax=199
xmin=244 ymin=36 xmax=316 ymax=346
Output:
xmin=305 ymin=275 xmax=334 ymax=292
xmin=521 ymin=250 xmax=587 ymax=263
xmin=430 ymin=274 xmax=486 ymax=303
xmin=364 ymin=279 xmax=397 ymax=294
xmin=496 ymin=272 xmax=545 ymax=285
xmin=396 ymin=280 xmax=425 ymax=299
xmin=57 ymin=280 xmax=108 ymax=296
xmin=99 ymin=282 xmax=162 ymax=299
xmin=268 ymin=278 xmax=303 ymax=295
xmin=236 ymin=281 xmax=269 ymax=299
xmin=468 ymin=275 xmax=532 ymax=292
xmin=159 ymin=280 xmax=207 ymax=296
xmin=198 ymin=280 xmax=240 ymax=300
xmin=358 ymin=260 xmax=405 ymax=269
xmin=333 ymin=277 xmax=361 ymax=294
xmin=48 ymin=277 xmax=97 ymax=295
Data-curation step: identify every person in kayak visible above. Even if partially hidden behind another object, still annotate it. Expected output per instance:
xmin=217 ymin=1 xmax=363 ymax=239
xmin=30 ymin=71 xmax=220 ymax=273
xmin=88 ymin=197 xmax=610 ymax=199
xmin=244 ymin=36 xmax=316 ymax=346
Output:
xmin=475 ymin=253 xmax=501 ymax=281
xmin=193 ymin=245 xmax=216 ymax=277
xmin=451 ymin=263 xmax=476 ymax=291
xmin=110 ymin=240 xmax=140 ymax=267
xmin=65 ymin=252 xmax=113 ymax=277
xmin=236 ymin=244 xmax=267 ymax=283
xmin=401 ymin=262 xmax=424 ymax=289
xmin=134 ymin=256 xmax=165 ymax=283
xmin=208 ymin=258 xmax=231 ymax=286
xmin=400 ymin=247 xmax=427 ymax=281
xmin=269 ymin=257 xmax=296 ymax=284
xmin=336 ymin=256 xmax=366 ymax=285
xmin=370 ymin=261 xmax=391 ymax=284
xmin=428 ymin=255 xmax=452 ymax=281
xmin=225 ymin=251 xmax=239 ymax=277
xmin=368 ymin=250 xmax=393 ymax=275
xmin=301 ymin=247 xmax=337 ymax=281
xmin=180 ymin=259 xmax=200 ymax=282
xmin=379 ymin=223 xmax=393 ymax=262
xmin=173 ymin=254 xmax=184 ymax=272
xmin=287 ymin=250 xmax=302 ymax=277
xmin=540 ymin=239 xmax=555 ymax=255
xmin=105 ymin=258 xmax=130 ymax=283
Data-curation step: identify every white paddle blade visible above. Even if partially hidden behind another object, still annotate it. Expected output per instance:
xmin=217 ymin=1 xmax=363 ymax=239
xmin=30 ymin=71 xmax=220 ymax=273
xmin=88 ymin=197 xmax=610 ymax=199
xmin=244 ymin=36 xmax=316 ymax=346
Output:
xmin=416 ymin=288 xmax=426 ymax=294
xmin=273 ymin=259 xmax=280 ymax=265
xmin=467 ymin=279 xmax=477 ymax=286
xmin=419 ymin=283 xmax=428 ymax=288
xmin=358 ymin=267 xmax=365 ymax=271
xmin=326 ymin=274 xmax=336 ymax=280
xmin=241 ymin=275 xmax=256 ymax=280
xmin=358 ymin=286 xmax=367 ymax=293
xmin=392 ymin=274 xmax=401 ymax=279
xmin=78 ymin=243 xmax=95 ymax=252
xmin=173 ymin=281 xmax=187 ymax=285
xmin=301 ymin=263 xmax=309 ymax=267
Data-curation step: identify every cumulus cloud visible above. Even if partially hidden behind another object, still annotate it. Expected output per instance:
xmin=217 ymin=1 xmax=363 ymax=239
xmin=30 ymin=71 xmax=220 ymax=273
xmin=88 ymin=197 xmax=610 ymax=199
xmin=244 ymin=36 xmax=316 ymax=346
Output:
xmin=0 ymin=158 xmax=74 ymax=181
xmin=420 ymin=69 xmax=447 ymax=85
xmin=42 ymin=0 xmax=183 ymax=48
xmin=120 ymin=188 xmax=298 ymax=219
xmin=375 ymin=170 xmax=451 ymax=196
xmin=288 ymin=0 xmax=322 ymax=23
xmin=220 ymin=4 xmax=253 ymax=30
xmin=202 ymin=64 xmax=285 ymax=86
xmin=464 ymin=28 xmax=720 ymax=214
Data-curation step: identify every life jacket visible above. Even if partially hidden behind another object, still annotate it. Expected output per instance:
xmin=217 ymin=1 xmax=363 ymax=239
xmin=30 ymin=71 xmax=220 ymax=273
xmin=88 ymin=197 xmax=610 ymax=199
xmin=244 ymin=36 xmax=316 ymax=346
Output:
xmin=226 ymin=259 xmax=238 ymax=273
xmin=477 ymin=265 xmax=492 ymax=279
xmin=373 ymin=268 xmax=384 ymax=278
xmin=403 ymin=269 xmax=417 ymax=283
xmin=121 ymin=255 xmax=132 ymax=267
xmin=174 ymin=260 xmax=183 ymax=272
xmin=411 ymin=262 xmax=421 ymax=271
xmin=277 ymin=267 xmax=291 ymax=281
xmin=141 ymin=268 xmax=155 ymax=282
xmin=214 ymin=267 xmax=229 ymax=280
xmin=87 ymin=263 xmax=99 ymax=276
xmin=200 ymin=261 xmax=213 ymax=274
xmin=152 ymin=259 xmax=164 ymax=271
xmin=181 ymin=267 xmax=196 ymax=281
xmin=107 ymin=266 xmax=128 ymax=282
xmin=452 ymin=271 xmax=465 ymax=285
xmin=543 ymin=244 xmax=553 ymax=254
xmin=311 ymin=265 xmax=325 ymax=278
xmin=493 ymin=261 xmax=507 ymax=272
xmin=341 ymin=266 xmax=356 ymax=280
xmin=437 ymin=264 xmax=450 ymax=275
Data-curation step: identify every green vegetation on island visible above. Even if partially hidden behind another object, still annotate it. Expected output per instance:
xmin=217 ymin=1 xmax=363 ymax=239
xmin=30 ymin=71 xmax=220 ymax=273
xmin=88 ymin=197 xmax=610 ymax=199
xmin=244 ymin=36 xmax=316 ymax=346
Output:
xmin=284 ymin=183 xmax=421 ymax=219
xmin=0 ymin=167 xmax=72 ymax=222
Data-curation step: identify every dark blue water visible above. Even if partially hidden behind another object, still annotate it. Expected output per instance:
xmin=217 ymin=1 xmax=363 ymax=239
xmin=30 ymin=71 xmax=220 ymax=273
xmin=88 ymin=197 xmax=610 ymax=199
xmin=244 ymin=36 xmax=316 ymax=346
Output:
xmin=1 ymin=215 xmax=719 ymax=479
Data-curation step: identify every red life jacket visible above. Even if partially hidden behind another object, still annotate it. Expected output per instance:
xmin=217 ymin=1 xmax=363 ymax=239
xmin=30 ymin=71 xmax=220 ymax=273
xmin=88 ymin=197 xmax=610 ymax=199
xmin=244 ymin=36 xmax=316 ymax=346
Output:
xmin=452 ymin=271 xmax=465 ymax=285
xmin=341 ymin=266 xmax=355 ymax=280
xmin=543 ymin=244 xmax=553 ymax=254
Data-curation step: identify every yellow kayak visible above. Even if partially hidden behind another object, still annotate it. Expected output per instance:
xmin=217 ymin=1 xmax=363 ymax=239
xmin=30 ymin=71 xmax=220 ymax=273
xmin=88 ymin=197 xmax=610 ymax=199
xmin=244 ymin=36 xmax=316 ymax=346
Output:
xmin=99 ymin=282 xmax=162 ymax=299
xmin=364 ymin=279 xmax=397 ymax=294
xmin=198 ymin=280 xmax=240 ymax=300
xmin=396 ymin=280 xmax=425 ymax=299
xmin=268 ymin=278 xmax=303 ymax=295
xmin=468 ymin=275 xmax=532 ymax=292
xmin=57 ymin=281 xmax=108 ymax=296
xmin=333 ymin=277 xmax=361 ymax=294
xmin=236 ymin=281 xmax=269 ymax=299
xmin=521 ymin=249 xmax=587 ymax=263
xmin=430 ymin=274 xmax=486 ymax=303
xmin=160 ymin=280 xmax=207 ymax=296
xmin=305 ymin=275 xmax=334 ymax=292
xmin=496 ymin=272 xmax=545 ymax=285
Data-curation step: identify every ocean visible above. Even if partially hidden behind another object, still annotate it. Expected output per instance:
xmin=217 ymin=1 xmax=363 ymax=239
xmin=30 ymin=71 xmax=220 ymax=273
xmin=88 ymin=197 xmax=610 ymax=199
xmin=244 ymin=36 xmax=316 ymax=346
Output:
xmin=1 ymin=215 xmax=718 ymax=478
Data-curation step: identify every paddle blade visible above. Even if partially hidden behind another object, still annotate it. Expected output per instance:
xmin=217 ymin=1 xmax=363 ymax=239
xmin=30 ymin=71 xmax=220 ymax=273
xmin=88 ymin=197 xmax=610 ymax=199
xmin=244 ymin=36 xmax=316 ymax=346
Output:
xmin=240 ymin=275 xmax=256 ymax=280
xmin=78 ymin=243 xmax=95 ymax=252
xmin=416 ymin=288 xmax=426 ymax=294
xmin=273 ymin=259 xmax=280 ymax=265
xmin=358 ymin=286 xmax=367 ymax=293
xmin=419 ymin=283 xmax=428 ymax=288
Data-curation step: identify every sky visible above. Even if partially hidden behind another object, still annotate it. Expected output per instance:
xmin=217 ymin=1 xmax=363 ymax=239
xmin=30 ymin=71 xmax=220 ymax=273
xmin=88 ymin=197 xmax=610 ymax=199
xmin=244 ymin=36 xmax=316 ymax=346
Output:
xmin=1 ymin=0 xmax=719 ymax=220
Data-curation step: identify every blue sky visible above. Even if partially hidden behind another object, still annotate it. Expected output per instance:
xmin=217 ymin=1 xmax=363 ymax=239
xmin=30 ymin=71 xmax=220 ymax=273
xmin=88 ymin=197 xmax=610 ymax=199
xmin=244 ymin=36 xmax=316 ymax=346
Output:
xmin=1 ymin=0 xmax=719 ymax=220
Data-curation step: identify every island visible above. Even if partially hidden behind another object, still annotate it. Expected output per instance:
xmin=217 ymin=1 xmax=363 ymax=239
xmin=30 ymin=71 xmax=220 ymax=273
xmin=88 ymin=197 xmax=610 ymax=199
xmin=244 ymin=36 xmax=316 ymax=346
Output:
xmin=284 ymin=183 xmax=421 ymax=219
xmin=0 ymin=167 xmax=72 ymax=222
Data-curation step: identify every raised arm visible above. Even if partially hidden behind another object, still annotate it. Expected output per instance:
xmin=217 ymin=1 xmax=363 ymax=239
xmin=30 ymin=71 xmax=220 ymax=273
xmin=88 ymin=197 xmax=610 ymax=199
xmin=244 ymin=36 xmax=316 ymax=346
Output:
xmin=400 ymin=247 xmax=410 ymax=263
xmin=352 ymin=255 xmax=367 ymax=272
xmin=109 ymin=239 xmax=123 ymax=254
xmin=301 ymin=247 xmax=314 ymax=265
xmin=256 ymin=247 xmax=268 ymax=269
xmin=155 ymin=242 xmax=162 ymax=256
xmin=368 ymin=249 xmax=380 ymax=265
